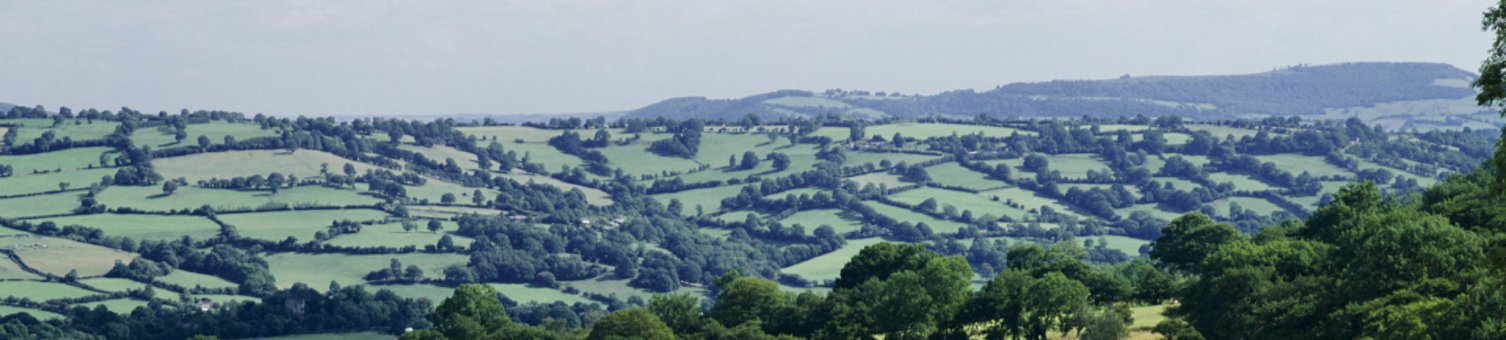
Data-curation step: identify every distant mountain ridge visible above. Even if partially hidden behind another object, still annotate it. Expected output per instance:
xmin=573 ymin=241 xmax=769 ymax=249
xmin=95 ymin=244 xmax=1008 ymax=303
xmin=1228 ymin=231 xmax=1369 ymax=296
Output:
xmin=623 ymin=62 xmax=1490 ymax=128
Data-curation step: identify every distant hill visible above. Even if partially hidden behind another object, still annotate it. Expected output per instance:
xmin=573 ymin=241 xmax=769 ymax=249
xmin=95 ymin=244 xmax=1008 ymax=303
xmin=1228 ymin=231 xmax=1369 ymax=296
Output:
xmin=622 ymin=62 xmax=1492 ymax=130
xmin=0 ymin=102 xmax=15 ymax=112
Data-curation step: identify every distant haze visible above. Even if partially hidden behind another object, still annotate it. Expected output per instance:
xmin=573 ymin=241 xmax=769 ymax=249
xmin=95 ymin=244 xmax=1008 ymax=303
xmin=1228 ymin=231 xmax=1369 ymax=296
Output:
xmin=0 ymin=0 xmax=1492 ymax=117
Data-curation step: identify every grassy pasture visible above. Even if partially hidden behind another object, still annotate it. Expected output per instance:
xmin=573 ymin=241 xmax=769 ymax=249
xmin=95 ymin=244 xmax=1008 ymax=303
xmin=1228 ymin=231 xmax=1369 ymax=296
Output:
xmin=457 ymin=126 xmax=567 ymax=143
xmin=243 ymin=332 xmax=397 ymax=340
xmin=674 ymin=145 xmax=821 ymax=184
xmin=1163 ymin=132 xmax=1192 ymax=145
xmin=1353 ymin=159 xmax=1438 ymax=187
xmin=155 ymin=150 xmax=392 ymax=182
xmin=764 ymin=187 xmax=829 ymax=199
xmin=844 ymin=151 xmax=942 ymax=168
xmin=1206 ymin=172 xmax=1274 ymax=191
xmin=157 ymin=270 xmax=238 ymax=290
xmin=1113 ymin=204 xmax=1185 ymax=222
xmin=1151 ymin=177 xmax=1203 ymax=191
xmin=217 ymin=209 xmax=391 ymax=241
xmin=0 ymin=305 xmax=63 ymax=320
xmin=496 ymin=171 xmax=612 ymax=205
xmin=844 ymin=172 xmax=908 ymax=188
xmin=594 ymin=140 xmax=702 ymax=176
xmin=78 ymin=277 xmax=149 ymax=293
xmin=96 ymin=185 xmax=381 ymax=212
xmin=1093 ymin=124 xmax=1149 ymax=132
xmin=72 ymin=298 xmax=152 ymax=314
xmin=403 ymin=178 xmax=500 ymax=205
xmin=196 ymin=294 xmax=261 ymax=306
xmin=510 ymin=142 xmax=587 ymax=173
xmin=924 ymin=162 xmax=1010 ymax=190
xmin=1044 ymin=153 xmax=1111 ymax=179
xmin=1208 ymin=197 xmax=1288 ymax=216
xmin=650 ymin=185 xmax=748 ymax=216
xmin=564 ymin=277 xmax=703 ymax=303
xmin=399 ymin=144 xmax=483 ymax=171
xmin=7 ymin=119 xmax=120 ymax=142
xmin=781 ymin=238 xmax=889 ymax=281
xmin=0 ymin=192 xmax=84 ymax=218
xmin=406 ymin=205 xmax=506 ymax=219
xmin=0 ymin=147 xmax=114 ymax=175
xmin=778 ymin=209 xmax=864 ymax=235
xmin=1 ymin=235 xmax=137 ymax=277
xmin=1256 ymin=154 xmax=1352 ymax=178
xmin=324 ymin=220 xmax=474 ymax=249
xmin=27 ymin=214 xmax=221 ymax=241
xmin=763 ymin=96 xmax=851 ymax=109
xmin=265 ymin=252 xmax=467 ymax=290
xmin=864 ymin=201 xmax=969 ymax=234
xmin=132 ymin=122 xmax=278 ymax=148
xmin=865 ymin=123 xmax=1034 ymax=139
xmin=889 ymin=187 xmax=1028 ymax=221
xmin=0 ymin=280 xmax=102 ymax=301
xmin=492 ymin=283 xmax=596 ymax=305
xmin=976 ymin=187 xmax=1073 ymax=217
xmin=0 ymin=256 xmax=43 ymax=280
xmin=698 ymin=227 xmax=732 ymax=239
xmin=713 ymin=210 xmax=767 ymax=223
xmin=371 ymin=283 xmax=455 ymax=305
xmin=0 ymin=167 xmax=116 ymax=196
xmin=1186 ymin=125 xmax=1266 ymax=139
xmin=1096 ymin=235 xmax=1151 ymax=257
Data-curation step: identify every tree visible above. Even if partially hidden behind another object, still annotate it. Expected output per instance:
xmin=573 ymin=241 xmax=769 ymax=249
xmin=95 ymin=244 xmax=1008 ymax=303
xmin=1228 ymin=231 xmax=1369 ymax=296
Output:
xmin=403 ymin=221 xmax=418 ymax=233
xmin=266 ymin=173 xmax=286 ymax=194
xmin=343 ymin=163 xmax=357 ymax=178
xmin=197 ymin=135 xmax=212 ymax=149
xmin=649 ymin=293 xmax=704 ymax=335
xmin=432 ymin=284 xmax=511 ymax=339
xmin=175 ymin=129 xmax=188 ymax=143
xmin=1149 ymin=212 xmax=1242 ymax=275
xmin=768 ymin=152 xmax=791 ymax=171
xmin=162 ymin=181 xmax=179 ymax=196
xmin=428 ymin=220 xmax=444 ymax=233
xmin=472 ymin=189 xmax=485 ymax=206
xmin=58 ymin=182 xmax=70 ymax=191
xmin=64 ymin=269 xmax=78 ymax=282
xmin=711 ymin=276 xmax=783 ymax=327
xmin=740 ymin=151 xmax=761 ymax=170
xmin=586 ymin=308 xmax=674 ymax=340
xmin=441 ymin=193 xmax=456 ymax=204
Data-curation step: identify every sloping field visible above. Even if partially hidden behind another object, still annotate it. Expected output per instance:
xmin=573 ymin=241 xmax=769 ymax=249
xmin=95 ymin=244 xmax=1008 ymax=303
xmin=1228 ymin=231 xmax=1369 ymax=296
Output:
xmin=1 ymin=234 xmax=137 ymax=277
xmin=217 ymin=209 xmax=392 ymax=241
xmin=95 ymin=185 xmax=381 ymax=212
xmin=781 ymin=238 xmax=888 ymax=281
xmin=26 ymin=214 xmax=222 ymax=241
xmin=266 ymin=252 xmax=468 ymax=290
xmin=0 ymin=147 xmax=114 ymax=175
xmin=155 ymin=150 xmax=392 ymax=182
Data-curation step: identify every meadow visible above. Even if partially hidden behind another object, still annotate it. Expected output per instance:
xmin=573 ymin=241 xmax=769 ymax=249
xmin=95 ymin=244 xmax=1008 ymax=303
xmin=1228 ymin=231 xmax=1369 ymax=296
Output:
xmin=216 ymin=209 xmax=392 ymax=241
xmin=1 ymin=235 xmax=137 ymax=277
xmin=264 ymin=252 xmax=468 ymax=290
xmin=780 ymin=238 xmax=888 ymax=282
xmin=154 ymin=150 xmax=392 ymax=182
xmin=26 ymin=214 xmax=222 ymax=241
xmin=95 ymin=185 xmax=382 ymax=212
xmin=324 ymin=220 xmax=474 ymax=249
xmin=778 ymin=209 xmax=864 ymax=235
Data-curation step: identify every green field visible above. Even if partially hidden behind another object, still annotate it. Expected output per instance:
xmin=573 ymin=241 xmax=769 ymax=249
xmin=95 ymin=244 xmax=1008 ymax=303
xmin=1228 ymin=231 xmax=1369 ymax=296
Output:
xmin=196 ymin=294 xmax=261 ymax=306
xmin=370 ymin=283 xmax=456 ymax=304
xmin=1208 ymin=197 xmax=1289 ymax=216
xmin=0 ymin=147 xmax=114 ymax=175
xmin=1185 ymin=125 xmax=1266 ymax=139
xmin=217 ymin=209 xmax=392 ymax=241
xmin=780 ymin=238 xmax=888 ymax=281
xmin=78 ymin=277 xmax=150 ymax=293
xmin=864 ymin=201 xmax=969 ymax=234
xmin=155 ymin=150 xmax=393 ymax=182
xmin=0 ymin=305 xmax=64 ymax=320
xmin=0 ymin=280 xmax=102 ymax=301
xmin=1206 ymin=172 xmax=1274 ymax=191
xmin=924 ymin=162 xmax=1010 ymax=190
xmin=0 ymin=167 xmax=116 ymax=196
xmin=72 ymin=298 xmax=152 ymax=314
xmin=324 ymin=220 xmax=474 ymax=249
xmin=650 ymin=185 xmax=748 ymax=216
xmin=1 ymin=235 xmax=137 ymax=277
xmin=0 ymin=191 xmax=84 ymax=218
xmin=889 ymin=187 xmax=1028 ymax=221
xmin=509 ymin=142 xmax=588 ymax=173
xmin=6 ymin=119 xmax=120 ymax=142
xmin=495 ymin=171 xmax=612 ymax=205
xmin=265 ymin=252 xmax=468 ymax=290
xmin=976 ymin=187 xmax=1073 ymax=216
xmin=399 ymin=144 xmax=484 ymax=171
xmin=844 ymin=151 xmax=942 ymax=168
xmin=1044 ymin=153 xmax=1112 ymax=179
xmin=132 ymin=122 xmax=278 ymax=148
xmin=403 ymin=177 xmax=501 ymax=205
xmin=27 ymin=214 xmax=222 ymax=241
xmin=563 ymin=277 xmax=703 ymax=303
xmin=1095 ymin=235 xmax=1151 ymax=257
xmin=845 ymin=172 xmax=908 ymax=188
xmin=457 ymin=126 xmax=568 ymax=143
xmin=243 ymin=332 xmax=397 ymax=340
xmin=1256 ymin=154 xmax=1353 ymax=178
xmin=778 ymin=209 xmax=864 ymax=235
xmin=713 ymin=209 xmax=767 ymax=223
xmin=0 ymin=256 xmax=43 ymax=280
xmin=864 ymin=123 xmax=1034 ymax=139
xmin=492 ymin=283 xmax=596 ymax=305
xmin=157 ymin=270 xmax=238 ymax=290
xmin=96 ymin=185 xmax=381 ymax=212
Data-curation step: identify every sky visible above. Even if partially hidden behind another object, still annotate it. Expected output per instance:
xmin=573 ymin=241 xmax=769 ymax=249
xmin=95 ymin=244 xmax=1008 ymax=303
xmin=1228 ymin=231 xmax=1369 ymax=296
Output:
xmin=0 ymin=0 xmax=1495 ymax=117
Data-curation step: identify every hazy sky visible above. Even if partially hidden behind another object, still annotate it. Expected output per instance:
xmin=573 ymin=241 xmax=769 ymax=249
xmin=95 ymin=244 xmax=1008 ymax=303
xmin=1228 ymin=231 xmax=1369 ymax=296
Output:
xmin=0 ymin=1 xmax=1494 ymax=117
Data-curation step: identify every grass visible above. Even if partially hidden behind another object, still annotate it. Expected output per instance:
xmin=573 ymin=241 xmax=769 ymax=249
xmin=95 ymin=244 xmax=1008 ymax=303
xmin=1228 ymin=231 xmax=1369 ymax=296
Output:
xmin=399 ymin=144 xmax=483 ymax=171
xmin=889 ymin=187 xmax=1028 ymax=221
xmin=1150 ymin=177 xmax=1202 ymax=191
xmin=406 ymin=205 xmax=507 ymax=219
xmin=864 ymin=201 xmax=969 ymax=234
xmin=1095 ymin=235 xmax=1151 ymax=257
xmin=0 ymin=191 xmax=84 ymax=218
xmin=1186 ymin=125 xmax=1267 ymax=139
xmin=844 ymin=151 xmax=942 ymax=168
xmin=0 ymin=256 xmax=43 ymax=280
xmin=781 ymin=238 xmax=889 ymax=281
xmin=596 ymin=143 xmax=703 ymax=176
xmin=649 ymin=185 xmax=749 ymax=216
xmin=0 ymin=147 xmax=114 ymax=175
xmin=713 ymin=210 xmax=767 ymax=223
xmin=78 ymin=277 xmax=150 ymax=293
xmin=562 ymin=278 xmax=702 ymax=303
xmin=1206 ymin=172 xmax=1274 ymax=191
xmin=844 ymin=172 xmax=908 ymax=188
xmin=217 ymin=209 xmax=392 ymax=242
xmin=457 ymin=126 xmax=568 ymax=143
xmin=1256 ymin=154 xmax=1353 ymax=178
xmin=924 ymin=162 xmax=1010 ymax=190
xmin=0 ymin=280 xmax=102 ymax=301
xmin=1128 ymin=304 xmax=1170 ymax=330
xmin=0 ymin=305 xmax=63 ymax=320
xmin=196 ymin=294 xmax=262 ymax=306
xmin=9 ymin=120 xmax=120 ymax=142
xmin=265 ymin=252 xmax=468 ymax=290
xmin=157 ymin=270 xmax=238 ymax=290
xmin=495 ymin=171 xmax=612 ymax=205
xmin=864 ymin=123 xmax=1034 ymax=139
xmin=0 ymin=167 xmax=116 ymax=196
xmin=155 ymin=150 xmax=393 ymax=182
xmin=242 ymin=332 xmax=397 ymax=340
xmin=1113 ymin=204 xmax=1185 ymax=221
xmin=1 ymin=235 xmax=137 ymax=277
xmin=975 ymin=187 xmax=1073 ymax=217
xmin=370 ymin=283 xmax=455 ymax=305
xmin=509 ymin=142 xmax=587 ymax=173
xmin=764 ymin=187 xmax=829 ymax=199
xmin=403 ymin=177 xmax=500 ymax=205
xmin=26 ymin=214 xmax=221 ymax=241
xmin=72 ymin=298 xmax=152 ymax=314
xmin=778 ymin=209 xmax=864 ymax=235
xmin=96 ymin=185 xmax=381 ymax=212
xmin=324 ymin=220 xmax=475 ymax=249
xmin=1044 ymin=153 xmax=1111 ymax=179
xmin=1207 ymin=197 xmax=1288 ymax=216
xmin=132 ymin=122 xmax=278 ymax=148
xmin=1353 ymin=159 xmax=1438 ymax=187
xmin=492 ymin=283 xmax=596 ymax=305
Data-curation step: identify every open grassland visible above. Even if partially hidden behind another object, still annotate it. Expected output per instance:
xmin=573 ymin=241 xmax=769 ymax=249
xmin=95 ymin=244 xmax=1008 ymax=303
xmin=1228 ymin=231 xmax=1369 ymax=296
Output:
xmin=564 ymin=277 xmax=703 ymax=303
xmin=1044 ymin=153 xmax=1111 ymax=178
xmin=492 ymin=283 xmax=596 ymax=305
xmin=675 ymin=145 xmax=822 ymax=184
xmin=403 ymin=178 xmax=500 ymax=205
xmin=0 ymin=192 xmax=84 ymax=218
xmin=1113 ymin=204 xmax=1185 ymax=222
xmin=157 ymin=270 xmax=238 ymax=290
xmin=1094 ymin=124 xmax=1150 ymax=132
xmin=976 ymin=187 xmax=1073 ymax=216
xmin=1353 ymin=159 xmax=1438 ymax=187
xmin=781 ymin=238 xmax=888 ymax=281
xmin=889 ymin=187 xmax=1028 ymax=221
xmin=1206 ymin=172 xmax=1274 ymax=191
xmin=925 ymin=162 xmax=1010 ymax=190
xmin=1150 ymin=177 xmax=1202 ymax=191
xmin=864 ymin=201 xmax=969 ymax=233
xmin=27 ymin=214 xmax=221 ymax=241
xmin=778 ymin=209 xmax=864 ymax=235
xmin=844 ymin=172 xmax=908 ymax=188
xmin=844 ymin=151 xmax=941 ymax=168
xmin=1129 ymin=304 xmax=1170 ymax=330
xmin=713 ymin=210 xmax=766 ymax=224
xmin=96 ymin=185 xmax=381 ymax=212
xmin=457 ymin=126 xmax=567 ymax=143
xmin=1163 ymin=132 xmax=1192 ymax=145
xmin=265 ymin=252 xmax=468 ymax=290
xmin=1 ymin=235 xmax=137 ymax=277
xmin=1289 ymin=181 xmax=1355 ymax=208
xmin=196 ymin=294 xmax=261 ymax=305
xmin=0 ymin=256 xmax=43 ymax=280
xmin=0 ymin=167 xmax=116 ymax=196
xmin=217 ymin=209 xmax=391 ymax=241
xmin=406 ymin=205 xmax=506 ymax=219
xmin=78 ymin=277 xmax=150 ymax=293
xmin=244 ymin=332 xmax=397 ymax=340
xmin=155 ymin=150 xmax=392 ymax=182
xmin=1256 ymin=154 xmax=1353 ymax=178
xmin=1096 ymin=235 xmax=1151 ymax=257
xmin=371 ymin=283 xmax=455 ymax=304
xmin=865 ymin=123 xmax=1034 ymax=139
xmin=71 ymin=298 xmax=151 ymax=314
xmin=496 ymin=171 xmax=612 ymax=205
xmin=1208 ymin=197 xmax=1288 ymax=216
xmin=1186 ymin=125 xmax=1267 ymax=139
xmin=7 ymin=120 xmax=120 ymax=142
xmin=650 ymin=185 xmax=748 ymax=216
xmin=510 ymin=142 xmax=587 ymax=172
xmin=0 ymin=280 xmax=101 ymax=301
xmin=596 ymin=141 xmax=703 ymax=176
xmin=0 ymin=305 xmax=63 ymax=320
xmin=132 ymin=122 xmax=278 ymax=148
xmin=398 ymin=144 xmax=483 ymax=171
xmin=324 ymin=220 xmax=474 ymax=249
xmin=0 ymin=147 xmax=114 ymax=175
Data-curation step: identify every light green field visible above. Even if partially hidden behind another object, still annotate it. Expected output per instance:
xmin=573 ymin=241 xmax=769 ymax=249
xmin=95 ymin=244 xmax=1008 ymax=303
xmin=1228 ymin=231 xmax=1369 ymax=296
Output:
xmin=399 ymin=144 xmax=483 ymax=171
xmin=0 ymin=192 xmax=83 ymax=218
xmin=0 ymin=305 xmax=63 ymax=320
xmin=563 ymin=277 xmax=702 ymax=303
xmin=1166 ymin=154 xmax=1212 ymax=166
xmin=1163 ymin=132 xmax=1192 ymax=145
xmin=844 ymin=151 xmax=942 ymax=168
xmin=0 ymin=147 xmax=114 ymax=175
xmin=496 ymin=171 xmax=612 ymax=205
xmin=196 ymin=294 xmax=262 ymax=306
xmin=864 ymin=201 xmax=969 ymax=234
xmin=1289 ymin=181 xmax=1355 ymax=208
xmin=370 ymin=283 xmax=455 ymax=304
xmin=595 ymin=141 xmax=703 ymax=176
xmin=457 ymin=126 xmax=568 ymax=143
xmin=1354 ymin=159 xmax=1437 ymax=187
xmin=7 ymin=120 xmax=120 ymax=142
xmin=698 ymin=227 xmax=732 ymax=239
xmin=155 ymin=150 xmax=393 ymax=182
xmin=674 ymin=144 xmax=821 ymax=184
xmin=1140 ymin=156 xmax=1167 ymax=174
xmin=265 ymin=252 xmax=468 ymax=290
xmin=1255 ymin=154 xmax=1352 ymax=178
xmin=1045 ymin=154 xmax=1111 ymax=179
xmin=1150 ymin=177 xmax=1202 ymax=191
xmin=324 ymin=220 xmax=474 ymax=249
xmin=217 ymin=209 xmax=392 ymax=241
xmin=157 ymin=270 xmax=238 ymax=290
xmin=1129 ymin=304 xmax=1170 ymax=330
xmin=0 ymin=280 xmax=102 ymax=301
xmin=132 ymin=122 xmax=278 ymax=148
xmin=1096 ymin=235 xmax=1151 ymax=257
xmin=982 ymin=158 xmax=1034 ymax=181
xmin=889 ymin=187 xmax=1028 ymax=221
xmin=243 ymin=332 xmax=397 ymax=340
xmin=650 ymin=185 xmax=748 ymax=216
xmin=1 ymin=235 xmax=137 ymax=277
xmin=511 ymin=142 xmax=587 ymax=173
xmin=779 ymin=209 xmax=864 ymax=235
xmin=492 ymin=283 xmax=595 ymax=305
xmin=976 ymin=187 xmax=1073 ymax=216
xmin=865 ymin=123 xmax=1034 ymax=139
xmin=78 ymin=277 xmax=150 ymax=293
xmin=763 ymin=96 xmax=851 ymax=109
xmin=845 ymin=172 xmax=908 ymax=188
xmin=97 ymin=185 xmax=381 ymax=212
xmin=781 ymin=238 xmax=888 ymax=281
xmin=1112 ymin=204 xmax=1184 ymax=221
xmin=925 ymin=162 xmax=1010 ymax=190
xmin=764 ymin=187 xmax=829 ymax=199
xmin=27 ymin=214 xmax=221 ymax=241
xmin=406 ymin=205 xmax=506 ymax=219
xmin=1093 ymin=124 xmax=1149 ymax=132
xmin=0 ymin=256 xmax=42 ymax=280
xmin=1186 ymin=125 xmax=1266 ymax=139
xmin=1208 ymin=197 xmax=1288 ymax=216
xmin=403 ymin=178 xmax=501 ymax=205
xmin=1206 ymin=172 xmax=1273 ymax=191
xmin=72 ymin=298 xmax=151 ymax=314
xmin=0 ymin=167 xmax=116 ymax=196
xmin=713 ymin=210 xmax=767 ymax=223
